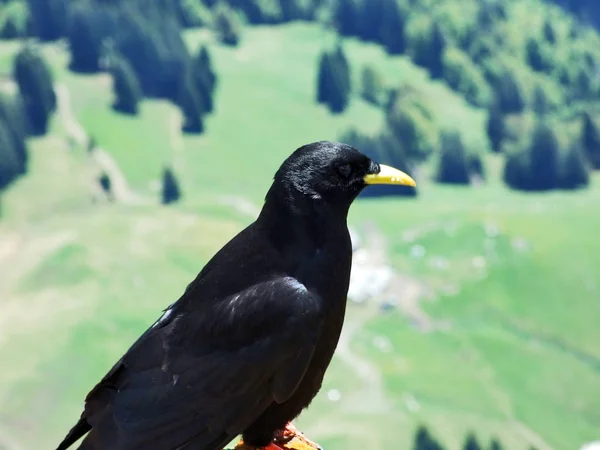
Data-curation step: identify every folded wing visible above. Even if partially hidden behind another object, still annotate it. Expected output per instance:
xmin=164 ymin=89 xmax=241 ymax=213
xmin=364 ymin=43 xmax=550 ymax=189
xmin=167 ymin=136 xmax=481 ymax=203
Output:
xmin=72 ymin=276 xmax=323 ymax=450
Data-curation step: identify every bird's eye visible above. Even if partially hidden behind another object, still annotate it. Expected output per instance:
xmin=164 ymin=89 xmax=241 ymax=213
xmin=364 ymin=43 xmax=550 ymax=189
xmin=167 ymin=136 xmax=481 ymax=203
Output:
xmin=338 ymin=164 xmax=352 ymax=178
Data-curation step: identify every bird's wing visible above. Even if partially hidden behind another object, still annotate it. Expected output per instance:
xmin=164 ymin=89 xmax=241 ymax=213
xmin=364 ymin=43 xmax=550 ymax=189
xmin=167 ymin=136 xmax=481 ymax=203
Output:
xmin=79 ymin=276 xmax=324 ymax=450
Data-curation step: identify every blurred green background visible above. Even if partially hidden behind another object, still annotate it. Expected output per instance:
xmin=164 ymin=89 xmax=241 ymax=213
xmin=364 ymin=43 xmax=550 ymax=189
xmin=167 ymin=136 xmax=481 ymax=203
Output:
xmin=0 ymin=0 xmax=599 ymax=449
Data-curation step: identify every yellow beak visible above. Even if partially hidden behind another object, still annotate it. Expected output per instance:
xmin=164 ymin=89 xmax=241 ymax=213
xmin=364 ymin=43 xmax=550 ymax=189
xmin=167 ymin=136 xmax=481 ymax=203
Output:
xmin=363 ymin=164 xmax=417 ymax=187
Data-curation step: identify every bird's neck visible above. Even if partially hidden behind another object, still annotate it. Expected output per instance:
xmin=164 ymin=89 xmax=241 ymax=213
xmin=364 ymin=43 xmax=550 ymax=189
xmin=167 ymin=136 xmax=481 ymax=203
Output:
xmin=258 ymin=186 xmax=354 ymax=316
xmin=258 ymin=185 xmax=350 ymax=249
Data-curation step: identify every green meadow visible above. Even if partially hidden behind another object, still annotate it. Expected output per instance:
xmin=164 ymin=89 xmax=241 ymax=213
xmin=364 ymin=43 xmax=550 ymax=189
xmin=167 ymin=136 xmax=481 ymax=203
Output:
xmin=0 ymin=22 xmax=598 ymax=450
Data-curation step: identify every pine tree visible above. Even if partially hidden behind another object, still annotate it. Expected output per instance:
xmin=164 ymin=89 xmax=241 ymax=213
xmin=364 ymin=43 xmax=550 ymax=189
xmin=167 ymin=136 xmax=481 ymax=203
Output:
xmin=329 ymin=47 xmax=350 ymax=113
xmin=470 ymin=36 xmax=495 ymax=64
xmin=280 ymin=0 xmax=312 ymax=22
xmin=488 ymin=437 xmax=503 ymax=450
xmin=361 ymin=65 xmax=384 ymax=106
xmin=412 ymin=425 xmax=445 ymax=450
xmin=0 ymin=14 xmax=21 ymax=39
xmin=429 ymin=22 xmax=447 ymax=77
xmin=574 ymin=68 xmax=593 ymax=99
xmin=224 ymin=0 xmax=266 ymax=24
xmin=340 ymin=128 xmax=381 ymax=161
xmin=177 ymin=76 xmax=205 ymax=134
xmin=341 ymin=128 xmax=408 ymax=173
xmin=334 ymin=0 xmax=360 ymax=37
xmin=162 ymin=166 xmax=182 ymax=204
xmin=27 ymin=0 xmax=68 ymax=41
xmin=492 ymin=69 xmax=525 ymax=114
xmin=115 ymin=10 xmax=165 ymax=97
xmin=158 ymin=18 xmax=192 ymax=102
xmin=67 ymin=4 xmax=115 ymax=73
xmin=412 ymin=21 xmax=446 ymax=78
xmin=528 ymin=121 xmax=560 ymax=191
xmin=98 ymin=171 xmax=114 ymax=201
xmin=463 ymin=433 xmax=482 ymax=450
xmin=560 ymin=143 xmax=590 ymax=190
xmin=477 ymin=0 xmax=507 ymax=28
xmin=330 ymin=45 xmax=352 ymax=113
xmin=359 ymin=0 xmax=386 ymax=42
xmin=469 ymin=152 xmax=486 ymax=181
xmin=385 ymin=90 xmax=438 ymax=162
xmin=173 ymin=0 xmax=213 ymax=27
xmin=442 ymin=46 xmax=492 ymax=107
xmin=13 ymin=46 xmax=57 ymax=136
xmin=316 ymin=52 xmax=331 ymax=105
xmin=581 ymin=111 xmax=600 ymax=169
xmin=486 ymin=102 xmax=505 ymax=152
xmin=0 ymin=95 xmax=28 ymax=177
xmin=111 ymin=56 xmax=142 ymax=115
xmin=543 ymin=19 xmax=557 ymax=44
xmin=526 ymin=37 xmax=549 ymax=72
xmin=503 ymin=149 xmax=530 ymax=191
xmin=532 ymin=85 xmax=551 ymax=115
xmin=315 ymin=45 xmax=352 ymax=114
xmin=214 ymin=3 xmax=242 ymax=46
xmin=436 ymin=131 xmax=470 ymax=185
xmin=197 ymin=46 xmax=217 ymax=93
xmin=0 ymin=118 xmax=21 ymax=191
xmin=380 ymin=0 xmax=406 ymax=55
xmin=191 ymin=45 xmax=217 ymax=113
xmin=334 ymin=44 xmax=350 ymax=80
xmin=88 ymin=135 xmax=97 ymax=153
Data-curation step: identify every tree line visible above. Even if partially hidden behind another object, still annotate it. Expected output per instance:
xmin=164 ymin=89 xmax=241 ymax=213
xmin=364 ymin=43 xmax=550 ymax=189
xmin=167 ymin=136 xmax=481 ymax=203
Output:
xmin=67 ymin=1 xmax=218 ymax=135
xmin=3 ymin=0 xmax=600 ymax=196
xmin=314 ymin=0 xmax=600 ymax=194
xmin=1 ymin=0 xmax=219 ymax=135
xmin=0 ymin=40 xmax=186 ymax=208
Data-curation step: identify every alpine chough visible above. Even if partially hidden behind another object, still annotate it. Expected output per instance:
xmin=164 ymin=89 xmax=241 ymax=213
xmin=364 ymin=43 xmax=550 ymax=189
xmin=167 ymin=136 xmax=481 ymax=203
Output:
xmin=56 ymin=141 xmax=416 ymax=450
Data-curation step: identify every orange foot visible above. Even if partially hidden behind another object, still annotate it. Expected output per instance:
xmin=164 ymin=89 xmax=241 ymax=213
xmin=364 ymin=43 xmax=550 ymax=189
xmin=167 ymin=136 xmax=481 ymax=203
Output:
xmin=231 ymin=437 xmax=282 ymax=450
xmin=273 ymin=422 xmax=323 ymax=450
xmin=229 ymin=423 xmax=322 ymax=450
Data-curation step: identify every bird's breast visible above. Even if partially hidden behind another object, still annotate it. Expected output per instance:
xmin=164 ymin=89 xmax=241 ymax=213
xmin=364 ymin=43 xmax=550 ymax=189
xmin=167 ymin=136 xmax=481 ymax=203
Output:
xmin=296 ymin=247 xmax=351 ymax=303
xmin=298 ymin=239 xmax=352 ymax=369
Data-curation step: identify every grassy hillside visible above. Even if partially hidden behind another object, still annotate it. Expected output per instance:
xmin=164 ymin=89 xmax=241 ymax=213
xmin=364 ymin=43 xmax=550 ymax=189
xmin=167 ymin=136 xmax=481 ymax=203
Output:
xmin=0 ymin=17 xmax=599 ymax=450
xmin=349 ymin=184 xmax=600 ymax=449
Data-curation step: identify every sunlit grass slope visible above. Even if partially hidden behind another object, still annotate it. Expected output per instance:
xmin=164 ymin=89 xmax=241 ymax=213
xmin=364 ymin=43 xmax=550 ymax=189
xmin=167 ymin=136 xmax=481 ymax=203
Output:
xmin=0 ymin=22 xmax=598 ymax=450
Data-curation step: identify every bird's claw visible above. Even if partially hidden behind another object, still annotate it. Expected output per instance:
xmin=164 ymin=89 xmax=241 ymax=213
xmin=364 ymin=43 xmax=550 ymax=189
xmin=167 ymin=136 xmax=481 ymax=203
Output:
xmin=273 ymin=422 xmax=323 ymax=450
xmin=231 ymin=438 xmax=282 ymax=450
xmin=229 ymin=422 xmax=323 ymax=450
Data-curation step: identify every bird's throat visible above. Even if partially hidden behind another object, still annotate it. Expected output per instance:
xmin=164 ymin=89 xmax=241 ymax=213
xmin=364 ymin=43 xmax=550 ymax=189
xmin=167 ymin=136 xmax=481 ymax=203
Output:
xmin=260 ymin=186 xmax=351 ymax=245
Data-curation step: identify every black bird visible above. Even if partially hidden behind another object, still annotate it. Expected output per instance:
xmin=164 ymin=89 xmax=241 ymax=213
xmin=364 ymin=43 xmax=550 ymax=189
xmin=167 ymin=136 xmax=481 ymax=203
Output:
xmin=56 ymin=141 xmax=416 ymax=450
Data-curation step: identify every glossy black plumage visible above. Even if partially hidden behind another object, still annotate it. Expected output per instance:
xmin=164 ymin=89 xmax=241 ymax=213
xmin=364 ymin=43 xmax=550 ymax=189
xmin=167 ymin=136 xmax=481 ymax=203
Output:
xmin=57 ymin=141 xmax=384 ymax=450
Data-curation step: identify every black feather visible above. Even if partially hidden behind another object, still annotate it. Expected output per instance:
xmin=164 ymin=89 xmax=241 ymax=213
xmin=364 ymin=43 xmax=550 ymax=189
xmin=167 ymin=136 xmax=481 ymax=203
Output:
xmin=56 ymin=418 xmax=90 ymax=450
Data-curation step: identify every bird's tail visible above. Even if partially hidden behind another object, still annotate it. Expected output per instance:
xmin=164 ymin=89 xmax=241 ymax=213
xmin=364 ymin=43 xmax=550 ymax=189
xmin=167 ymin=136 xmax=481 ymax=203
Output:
xmin=56 ymin=417 xmax=91 ymax=450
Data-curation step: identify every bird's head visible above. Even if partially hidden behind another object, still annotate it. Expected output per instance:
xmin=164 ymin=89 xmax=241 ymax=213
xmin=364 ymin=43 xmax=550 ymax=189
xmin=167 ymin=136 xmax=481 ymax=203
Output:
xmin=269 ymin=141 xmax=416 ymax=211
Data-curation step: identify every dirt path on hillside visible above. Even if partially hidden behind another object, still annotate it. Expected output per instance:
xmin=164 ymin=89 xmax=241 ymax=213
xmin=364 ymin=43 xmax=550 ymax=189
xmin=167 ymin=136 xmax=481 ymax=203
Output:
xmin=170 ymin=110 xmax=184 ymax=153
xmin=89 ymin=148 xmax=150 ymax=205
xmin=55 ymin=83 xmax=150 ymax=205
xmin=55 ymin=84 xmax=88 ymax=148
xmin=324 ymin=221 xmax=553 ymax=450
xmin=342 ymin=225 xmax=432 ymax=411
